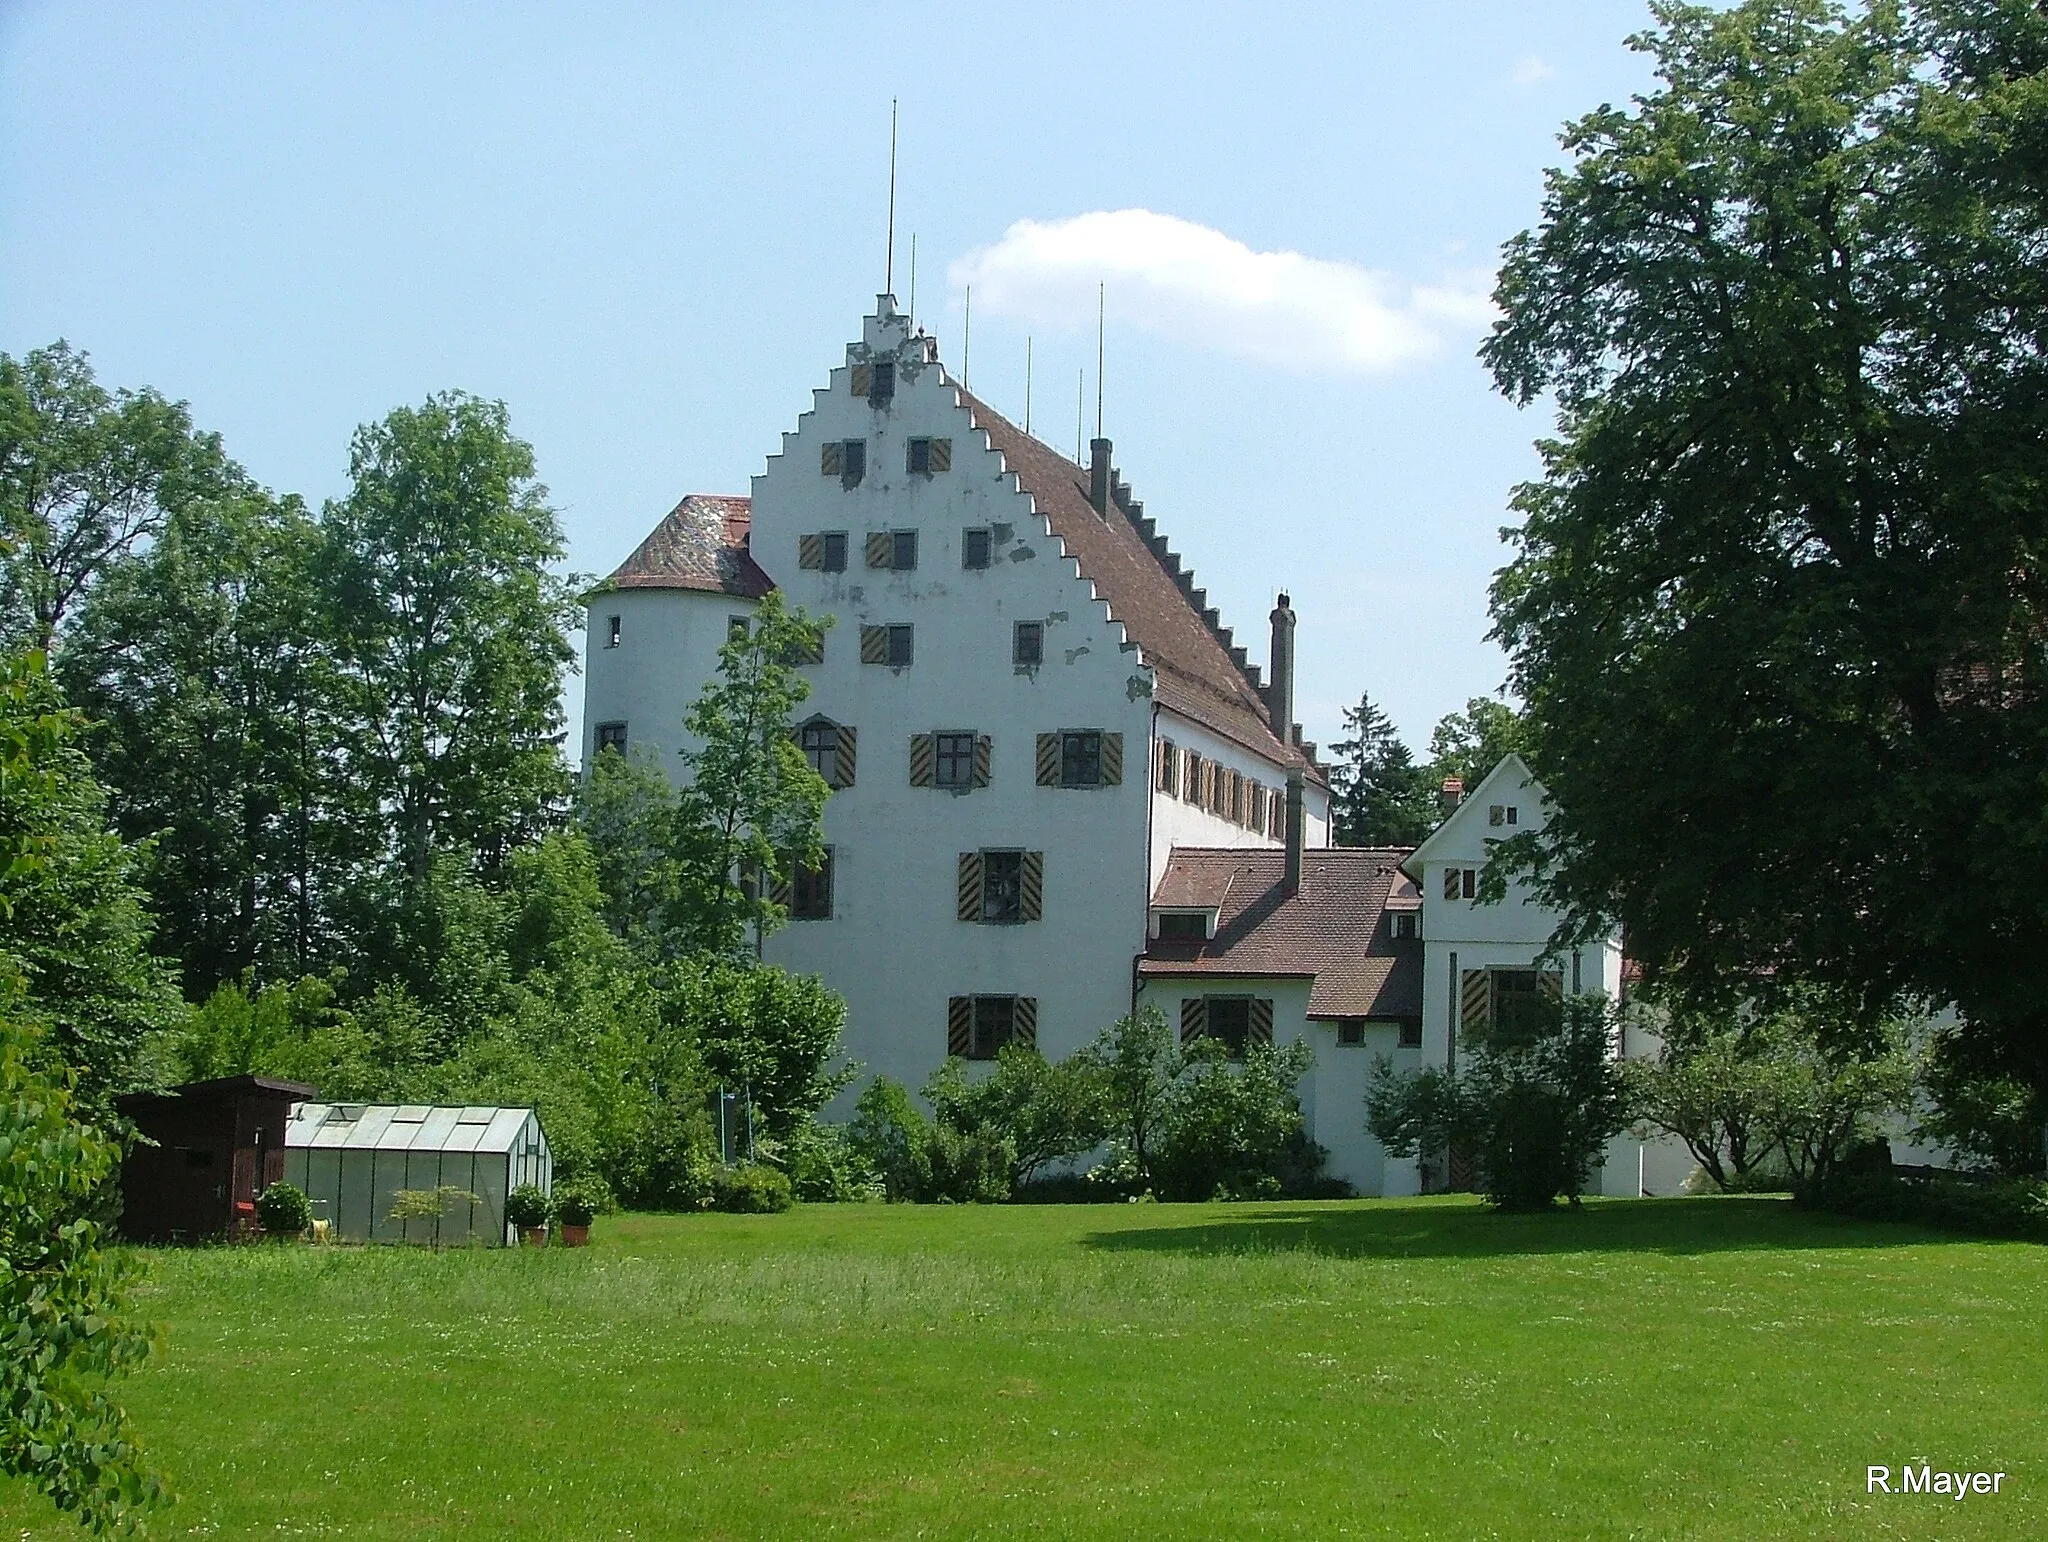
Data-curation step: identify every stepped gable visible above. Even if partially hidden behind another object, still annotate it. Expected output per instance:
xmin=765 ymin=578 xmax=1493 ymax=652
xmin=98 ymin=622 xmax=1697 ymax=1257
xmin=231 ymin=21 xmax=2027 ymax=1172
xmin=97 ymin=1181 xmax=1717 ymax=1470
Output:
xmin=959 ymin=393 xmax=1312 ymax=777
xmin=1141 ymin=846 xmax=1421 ymax=1020
xmin=608 ymin=494 xmax=773 ymax=597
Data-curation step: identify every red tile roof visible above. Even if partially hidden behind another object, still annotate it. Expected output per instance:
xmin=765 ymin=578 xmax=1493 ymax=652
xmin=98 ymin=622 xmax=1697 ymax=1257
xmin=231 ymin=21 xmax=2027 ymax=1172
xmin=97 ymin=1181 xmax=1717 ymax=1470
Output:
xmin=1141 ymin=846 xmax=1422 ymax=1020
xmin=958 ymin=392 xmax=1316 ymax=779
xmin=609 ymin=494 xmax=774 ymax=598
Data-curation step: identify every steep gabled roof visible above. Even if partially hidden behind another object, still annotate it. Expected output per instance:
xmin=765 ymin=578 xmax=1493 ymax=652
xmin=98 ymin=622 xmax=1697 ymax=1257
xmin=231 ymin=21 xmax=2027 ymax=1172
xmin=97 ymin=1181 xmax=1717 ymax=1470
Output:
xmin=1141 ymin=846 xmax=1422 ymax=1019
xmin=609 ymin=494 xmax=773 ymax=598
xmin=958 ymin=392 xmax=1312 ymax=777
xmin=1400 ymin=752 xmax=1542 ymax=882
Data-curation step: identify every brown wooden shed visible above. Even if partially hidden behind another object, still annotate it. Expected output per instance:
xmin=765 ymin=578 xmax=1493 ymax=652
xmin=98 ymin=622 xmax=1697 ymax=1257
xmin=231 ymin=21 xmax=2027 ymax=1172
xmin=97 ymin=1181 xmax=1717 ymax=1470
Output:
xmin=116 ymin=1075 xmax=318 ymax=1243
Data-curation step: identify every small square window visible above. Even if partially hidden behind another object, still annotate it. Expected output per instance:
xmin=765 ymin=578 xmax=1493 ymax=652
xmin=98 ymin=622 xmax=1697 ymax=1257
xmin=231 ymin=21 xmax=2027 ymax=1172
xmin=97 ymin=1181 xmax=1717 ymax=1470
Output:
xmin=595 ymin=721 xmax=628 ymax=755
xmin=962 ymin=527 xmax=992 ymax=569
xmin=792 ymin=850 xmax=833 ymax=920
xmin=820 ymin=532 xmax=848 ymax=572
xmin=868 ymin=361 xmax=894 ymax=405
xmin=1014 ymin=621 xmax=1044 ymax=668
xmin=1336 ymin=1020 xmax=1366 ymax=1047
xmin=1061 ymin=730 xmax=1102 ymax=787
xmin=982 ymin=850 xmax=1024 ymax=924
xmin=1398 ymin=1020 xmax=1423 ymax=1049
xmin=934 ymin=731 xmax=977 ymax=789
xmin=891 ymin=530 xmax=918 ymax=571
xmin=1205 ymin=997 xmax=1252 ymax=1059
xmin=728 ymin=616 xmax=750 ymax=643
xmin=606 ymin=614 xmax=622 ymax=648
xmin=969 ymin=995 xmax=1015 ymax=1060
xmin=1390 ymin=911 xmax=1417 ymax=939
xmin=886 ymin=624 xmax=914 ymax=667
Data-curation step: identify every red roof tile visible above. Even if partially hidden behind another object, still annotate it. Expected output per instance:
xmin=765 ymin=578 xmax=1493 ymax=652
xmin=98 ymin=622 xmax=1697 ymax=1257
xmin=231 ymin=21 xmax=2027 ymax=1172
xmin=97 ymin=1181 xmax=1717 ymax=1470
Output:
xmin=958 ymin=392 xmax=1316 ymax=779
xmin=609 ymin=494 xmax=774 ymax=598
xmin=1141 ymin=846 xmax=1422 ymax=1019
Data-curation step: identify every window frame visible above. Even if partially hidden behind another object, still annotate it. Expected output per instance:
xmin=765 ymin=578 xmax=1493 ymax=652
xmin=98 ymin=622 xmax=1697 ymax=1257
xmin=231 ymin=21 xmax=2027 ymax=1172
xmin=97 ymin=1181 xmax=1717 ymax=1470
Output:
xmin=968 ymin=995 xmax=1016 ymax=1061
xmin=820 ymin=531 xmax=848 ymax=572
xmin=594 ymin=721 xmax=628 ymax=755
xmin=791 ymin=848 xmax=834 ymax=921
xmin=1060 ymin=730 xmax=1103 ymax=788
xmin=798 ymin=722 xmax=837 ymax=781
xmin=933 ymin=730 xmax=977 ymax=789
xmin=605 ymin=614 xmax=621 ymax=648
xmin=980 ymin=849 xmax=1025 ymax=925
xmin=727 ymin=615 xmax=750 ymax=643
xmin=1204 ymin=996 xmax=1254 ymax=1060
xmin=890 ymin=529 xmax=919 ymax=571
xmin=1336 ymin=1019 xmax=1366 ymax=1047
xmin=1013 ymin=620 xmax=1044 ymax=668
xmin=1157 ymin=738 xmax=1178 ymax=795
xmin=1155 ymin=911 xmax=1207 ymax=942
xmin=885 ymin=624 xmax=914 ymax=667
xmin=840 ymin=438 xmax=867 ymax=485
xmin=961 ymin=526 xmax=992 ymax=569
xmin=869 ymin=360 xmax=895 ymax=404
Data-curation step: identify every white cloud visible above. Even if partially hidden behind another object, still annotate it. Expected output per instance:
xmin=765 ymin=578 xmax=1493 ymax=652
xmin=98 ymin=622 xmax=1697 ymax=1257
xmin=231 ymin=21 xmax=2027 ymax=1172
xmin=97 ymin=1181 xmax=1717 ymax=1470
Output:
xmin=1511 ymin=54 xmax=1556 ymax=87
xmin=947 ymin=209 xmax=1494 ymax=376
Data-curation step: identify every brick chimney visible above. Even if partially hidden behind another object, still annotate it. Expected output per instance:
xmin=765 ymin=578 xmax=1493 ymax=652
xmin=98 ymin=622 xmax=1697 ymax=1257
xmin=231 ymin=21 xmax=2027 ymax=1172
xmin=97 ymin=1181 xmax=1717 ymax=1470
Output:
xmin=1268 ymin=593 xmax=1296 ymax=746
xmin=1440 ymin=776 xmax=1465 ymax=815
xmin=1089 ymin=438 xmax=1113 ymax=517
xmin=1284 ymin=771 xmax=1305 ymax=892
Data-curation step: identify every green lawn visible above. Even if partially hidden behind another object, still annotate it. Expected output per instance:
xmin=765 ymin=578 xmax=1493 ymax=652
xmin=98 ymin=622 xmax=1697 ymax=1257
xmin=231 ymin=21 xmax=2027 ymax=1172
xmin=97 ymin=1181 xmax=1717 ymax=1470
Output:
xmin=3 ymin=1197 xmax=2041 ymax=1539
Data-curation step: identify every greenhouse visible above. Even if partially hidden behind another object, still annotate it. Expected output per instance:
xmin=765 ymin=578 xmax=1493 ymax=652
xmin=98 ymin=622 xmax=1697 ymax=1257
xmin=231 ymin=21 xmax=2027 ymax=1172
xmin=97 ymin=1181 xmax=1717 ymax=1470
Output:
xmin=282 ymin=1102 xmax=551 ymax=1246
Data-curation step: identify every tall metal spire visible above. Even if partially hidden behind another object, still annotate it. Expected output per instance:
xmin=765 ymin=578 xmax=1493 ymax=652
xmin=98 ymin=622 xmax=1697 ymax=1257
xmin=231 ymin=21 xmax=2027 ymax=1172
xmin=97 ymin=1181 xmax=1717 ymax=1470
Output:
xmin=883 ymin=99 xmax=898 ymax=296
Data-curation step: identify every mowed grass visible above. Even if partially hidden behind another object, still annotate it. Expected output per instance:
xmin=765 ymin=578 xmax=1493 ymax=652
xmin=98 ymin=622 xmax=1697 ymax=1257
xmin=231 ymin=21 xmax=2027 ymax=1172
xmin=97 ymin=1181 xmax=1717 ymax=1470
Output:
xmin=3 ymin=1198 xmax=2042 ymax=1540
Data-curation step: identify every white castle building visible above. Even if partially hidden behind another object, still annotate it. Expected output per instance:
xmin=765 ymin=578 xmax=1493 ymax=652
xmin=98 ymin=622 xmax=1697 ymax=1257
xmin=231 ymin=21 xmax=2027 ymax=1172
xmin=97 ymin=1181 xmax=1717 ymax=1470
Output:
xmin=584 ymin=296 xmax=1686 ymax=1197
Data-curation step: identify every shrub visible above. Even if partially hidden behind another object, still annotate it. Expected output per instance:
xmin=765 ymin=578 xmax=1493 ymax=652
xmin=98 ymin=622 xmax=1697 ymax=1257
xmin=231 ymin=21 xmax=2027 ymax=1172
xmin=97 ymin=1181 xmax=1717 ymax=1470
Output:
xmin=922 ymin=1122 xmax=1014 ymax=1204
xmin=711 ymin=1162 xmax=793 ymax=1213
xmin=1151 ymin=1037 xmax=1323 ymax=1202
xmin=924 ymin=1048 xmax=1106 ymax=1191
xmin=1370 ymin=993 xmax=1627 ymax=1211
xmin=848 ymin=1077 xmax=932 ymax=1202
xmin=1804 ymin=1166 xmax=2048 ymax=1240
xmin=783 ymin=1120 xmax=881 ymax=1202
xmin=505 ymin=1183 xmax=551 ymax=1230
xmin=255 ymin=1181 xmax=312 ymax=1236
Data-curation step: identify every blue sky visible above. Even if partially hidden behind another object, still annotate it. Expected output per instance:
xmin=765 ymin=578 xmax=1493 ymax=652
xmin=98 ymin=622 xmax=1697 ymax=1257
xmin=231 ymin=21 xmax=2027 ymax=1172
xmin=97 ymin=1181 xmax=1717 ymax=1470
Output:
xmin=0 ymin=1 xmax=1658 ymax=756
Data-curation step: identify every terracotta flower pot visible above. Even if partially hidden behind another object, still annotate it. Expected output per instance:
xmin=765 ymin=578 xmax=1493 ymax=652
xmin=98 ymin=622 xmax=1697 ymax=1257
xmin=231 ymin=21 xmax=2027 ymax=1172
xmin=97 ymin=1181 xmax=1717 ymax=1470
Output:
xmin=522 ymin=1226 xmax=549 ymax=1247
xmin=559 ymin=1223 xmax=590 ymax=1247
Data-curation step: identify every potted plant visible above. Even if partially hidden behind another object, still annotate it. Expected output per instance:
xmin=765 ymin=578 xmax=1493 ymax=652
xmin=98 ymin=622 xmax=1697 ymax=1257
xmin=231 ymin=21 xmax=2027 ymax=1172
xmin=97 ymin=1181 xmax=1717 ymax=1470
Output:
xmin=255 ymin=1181 xmax=313 ymax=1240
xmin=554 ymin=1179 xmax=601 ymax=1247
xmin=506 ymin=1183 xmax=552 ymax=1246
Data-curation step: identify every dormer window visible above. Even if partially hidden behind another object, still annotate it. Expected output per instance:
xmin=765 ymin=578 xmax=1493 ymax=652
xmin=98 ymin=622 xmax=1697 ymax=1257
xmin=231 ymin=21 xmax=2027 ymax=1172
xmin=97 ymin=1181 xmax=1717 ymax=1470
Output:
xmin=1153 ymin=909 xmax=1215 ymax=942
xmin=1389 ymin=911 xmax=1417 ymax=939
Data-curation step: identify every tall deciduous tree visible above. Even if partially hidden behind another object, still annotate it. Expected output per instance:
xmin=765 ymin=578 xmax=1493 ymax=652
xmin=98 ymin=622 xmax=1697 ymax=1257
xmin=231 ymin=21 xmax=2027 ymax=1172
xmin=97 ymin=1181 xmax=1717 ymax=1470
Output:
xmin=61 ymin=486 xmax=352 ymax=992
xmin=319 ymin=393 xmax=577 ymax=894
xmin=665 ymin=591 xmax=830 ymax=956
xmin=1330 ymin=692 xmax=1437 ymax=847
xmin=1425 ymin=697 xmax=1531 ymax=791
xmin=0 ymin=342 xmax=229 ymax=650
xmin=1482 ymin=1 xmax=2048 ymax=1085
xmin=0 ymin=651 xmax=180 ymax=1113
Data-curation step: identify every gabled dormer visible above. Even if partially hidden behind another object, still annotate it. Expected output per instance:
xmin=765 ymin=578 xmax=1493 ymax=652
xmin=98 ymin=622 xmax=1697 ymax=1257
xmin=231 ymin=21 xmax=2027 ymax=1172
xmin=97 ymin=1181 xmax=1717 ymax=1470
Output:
xmin=1400 ymin=753 xmax=1548 ymax=929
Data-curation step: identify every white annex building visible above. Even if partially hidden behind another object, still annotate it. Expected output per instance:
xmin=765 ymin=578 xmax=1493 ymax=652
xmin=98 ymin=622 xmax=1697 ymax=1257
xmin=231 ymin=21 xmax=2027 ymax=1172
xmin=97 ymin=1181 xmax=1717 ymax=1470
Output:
xmin=584 ymin=296 xmax=1686 ymax=1197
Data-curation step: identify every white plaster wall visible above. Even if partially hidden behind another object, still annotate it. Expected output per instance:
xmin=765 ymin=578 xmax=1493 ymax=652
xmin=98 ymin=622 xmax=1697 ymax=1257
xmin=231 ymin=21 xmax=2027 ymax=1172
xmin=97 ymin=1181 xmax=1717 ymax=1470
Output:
xmin=1135 ymin=976 xmax=1419 ymax=1196
xmin=580 ymin=587 xmax=744 ymax=769
xmin=1145 ymin=707 xmax=1330 ymax=894
xmin=749 ymin=301 xmax=1155 ymax=1102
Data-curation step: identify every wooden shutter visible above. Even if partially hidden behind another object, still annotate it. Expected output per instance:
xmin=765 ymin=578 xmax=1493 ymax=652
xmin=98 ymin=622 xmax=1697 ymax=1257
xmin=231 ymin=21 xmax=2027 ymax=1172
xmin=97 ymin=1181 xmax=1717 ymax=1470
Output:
xmin=948 ymin=996 xmax=972 ymax=1057
xmin=850 ymin=363 xmax=873 ymax=397
xmin=860 ymin=625 xmax=889 ymax=664
xmin=833 ymin=726 xmax=857 ymax=789
xmin=1540 ymin=969 xmax=1565 ymax=1002
xmin=1443 ymin=867 xmax=1461 ymax=901
xmin=909 ymin=733 xmax=935 ymax=787
xmin=1248 ymin=998 xmax=1274 ymax=1049
xmin=928 ymin=437 xmax=952 ymax=472
xmin=1460 ymin=969 xmax=1490 ymax=1036
xmin=798 ymin=533 xmax=824 ymax=569
xmin=1019 ymin=851 xmax=1044 ymax=921
xmin=820 ymin=442 xmax=842 ymax=478
xmin=972 ymin=734 xmax=992 ymax=788
xmin=865 ymin=531 xmax=894 ymax=569
xmin=767 ymin=864 xmax=793 ymax=910
xmin=1180 ymin=997 xmax=1208 ymax=1044
xmin=957 ymin=852 xmax=983 ymax=922
xmin=1013 ymin=996 xmax=1037 ymax=1051
xmin=1035 ymin=733 xmax=1060 ymax=786
xmin=1100 ymin=732 xmax=1124 ymax=786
